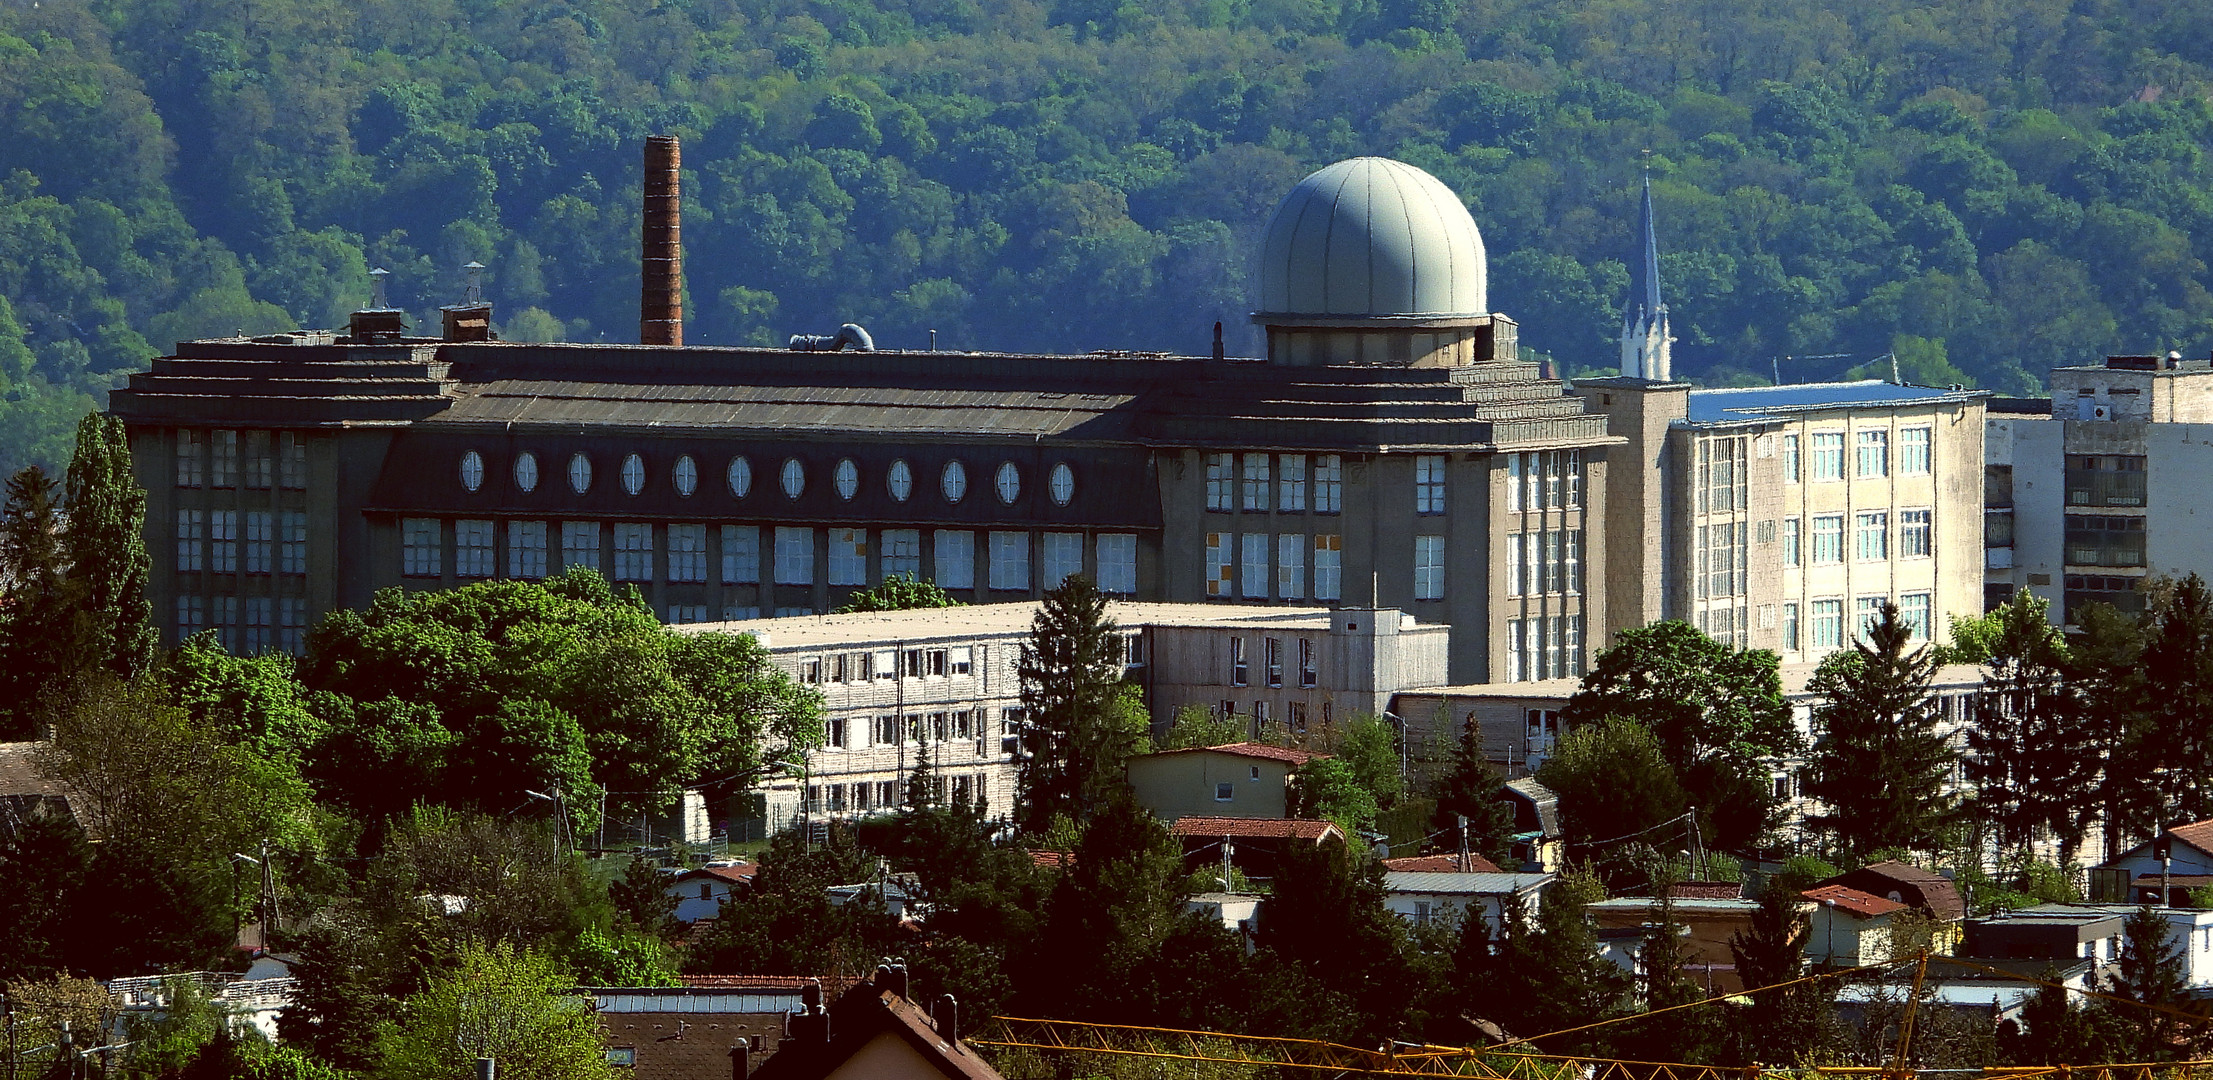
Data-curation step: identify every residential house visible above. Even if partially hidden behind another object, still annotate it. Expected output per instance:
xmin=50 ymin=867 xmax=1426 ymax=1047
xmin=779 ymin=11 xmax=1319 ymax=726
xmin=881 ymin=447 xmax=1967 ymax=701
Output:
xmin=1811 ymin=861 xmax=1967 ymax=947
xmin=749 ymin=969 xmax=1004 ymax=1080
xmin=667 ymin=863 xmax=755 ymax=924
xmin=1981 ymin=904 xmax=2213 ymax=991
xmin=590 ymin=981 xmax=813 ymax=1078
xmin=1167 ymin=816 xmax=1341 ymax=881
xmin=1803 ymin=884 xmax=1908 ymax=967
xmin=1381 ymin=871 xmax=1552 ymax=932
xmin=1961 ymin=906 xmax=2127 ymax=968
xmin=1125 ymin=742 xmax=1323 ymax=821
xmin=1587 ymin=896 xmax=1763 ymax=994
xmin=1382 ymin=853 xmax=1503 ymax=873
xmin=1833 ymin=957 xmax=2094 ymax=1029
xmin=826 ymin=876 xmax=924 ymax=921
xmin=2092 ymin=819 xmax=2213 ymax=905
xmin=1186 ymin=892 xmax=1264 ymax=949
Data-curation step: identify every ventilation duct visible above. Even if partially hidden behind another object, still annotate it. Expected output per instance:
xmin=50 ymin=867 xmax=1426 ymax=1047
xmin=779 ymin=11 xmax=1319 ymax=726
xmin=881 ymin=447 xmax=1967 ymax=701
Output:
xmin=790 ymin=324 xmax=875 ymax=352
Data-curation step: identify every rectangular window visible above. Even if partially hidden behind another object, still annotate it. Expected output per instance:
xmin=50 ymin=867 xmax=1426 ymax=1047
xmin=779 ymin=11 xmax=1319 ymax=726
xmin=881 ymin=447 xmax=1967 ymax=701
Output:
xmin=1205 ymin=533 xmax=1233 ymax=598
xmin=212 ymin=596 xmax=237 ymax=651
xmin=280 ymin=432 xmax=306 ymax=489
xmin=1901 ymin=509 xmax=1932 ymax=558
xmin=1782 ymin=434 xmax=1801 ymax=483
xmin=1097 ymin=533 xmax=1137 ymax=594
xmin=774 ymin=527 xmax=814 ymax=586
xmin=1278 ymin=454 xmax=1307 ymax=511
xmin=1855 ymin=596 xmax=1886 ymax=642
xmin=613 ymin=523 xmax=653 ymax=581
xmin=279 ymin=598 xmax=306 ymax=656
xmin=1565 ymin=529 xmax=1583 ymax=594
xmin=509 ymin=521 xmax=547 ymax=579
xmin=242 ymin=597 xmax=272 ymax=654
xmin=1042 ymin=532 xmax=1083 ymax=587
xmin=1314 ymin=455 xmax=1343 ymax=513
xmin=1298 ymin=637 xmax=1317 ymax=687
xmin=1782 ymin=517 xmax=1802 ymax=567
xmin=1265 ymin=637 xmax=1283 ymax=686
xmin=176 ymin=430 xmax=204 ymax=488
xmin=1276 ymin=533 xmax=1305 ymax=599
xmin=1811 ymin=432 xmax=1845 ymax=481
xmin=669 ymin=524 xmax=708 ymax=583
xmin=665 ymin=605 xmax=708 ymax=625
xmin=1856 ymin=511 xmax=1889 ymax=562
xmin=211 ymin=430 xmax=239 ymax=488
xmin=1414 ymin=535 xmax=1445 ymax=600
xmin=1811 ymin=598 xmax=1844 ymax=649
xmin=1242 ymin=453 xmax=1271 ymax=512
xmin=176 ymin=510 xmax=206 ymax=572
xmin=1782 ymin=602 xmax=1800 ymax=651
xmin=1811 ymin=514 xmax=1844 ymax=565
xmin=720 ymin=605 xmax=761 ymax=621
xmin=561 ymin=522 xmax=601 ymax=571
xmin=827 ymin=528 xmax=867 ymax=587
xmin=1206 ymin=453 xmax=1234 ymax=511
xmin=455 ymin=519 xmax=495 ymax=578
xmin=988 ymin=531 xmax=1029 ymax=591
xmin=1313 ymin=534 xmax=1342 ymax=600
xmin=882 ymin=529 xmax=922 ymax=580
xmin=722 ymin=525 xmax=760 ymax=584
xmin=210 ymin=510 xmax=239 ymax=573
xmin=176 ymin=595 xmax=206 ymax=639
xmin=952 ymin=647 xmax=974 ymax=676
xmin=1230 ymin=637 xmax=1249 ymax=686
xmin=245 ymin=431 xmax=273 ymax=489
xmin=1415 ymin=454 xmax=1447 ymax=514
xmin=1240 ymin=533 xmax=1269 ymax=598
xmin=402 ymin=518 xmax=440 ymax=577
xmin=1900 ymin=592 xmax=1932 ymax=641
xmin=243 ymin=511 xmax=272 ymax=574
xmin=934 ymin=530 xmax=975 ymax=589
xmin=1899 ymin=426 xmax=1932 ymax=475
xmin=1857 ymin=429 xmax=1889 ymax=479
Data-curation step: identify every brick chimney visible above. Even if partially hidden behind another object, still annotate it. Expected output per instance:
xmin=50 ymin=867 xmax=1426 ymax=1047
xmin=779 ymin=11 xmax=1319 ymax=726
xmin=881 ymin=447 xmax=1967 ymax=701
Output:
xmin=641 ymin=135 xmax=683 ymax=346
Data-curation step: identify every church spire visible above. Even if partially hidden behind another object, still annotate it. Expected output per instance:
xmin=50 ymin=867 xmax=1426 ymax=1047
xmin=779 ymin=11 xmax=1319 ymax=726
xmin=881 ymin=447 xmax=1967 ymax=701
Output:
xmin=1621 ymin=163 xmax=1673 ymax=380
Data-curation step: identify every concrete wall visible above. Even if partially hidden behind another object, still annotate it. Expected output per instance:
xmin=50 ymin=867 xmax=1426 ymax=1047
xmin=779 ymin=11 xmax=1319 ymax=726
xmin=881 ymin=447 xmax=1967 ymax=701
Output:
xmin=1142 ymin=612 xmax=1450 ymax=735
xmin=1126 ymin=751 xmax=1296 ymax=820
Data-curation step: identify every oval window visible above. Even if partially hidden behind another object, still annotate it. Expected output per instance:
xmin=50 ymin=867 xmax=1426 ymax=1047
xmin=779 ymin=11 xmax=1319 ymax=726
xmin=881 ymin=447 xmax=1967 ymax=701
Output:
xmin=941 ymin=460 xmax=968 ymax=503
xmin=568 ymin=453 xmax=593 ymax=494
xmin=887 ymin=460 xmax=913 ymax=502
xmin=727 ymin=456 xmax=753 ymax=497
xmin=621 ymin=453 xmax=646 ymax=495
xmin=834 ymin=458 xmax=859 ymax=501
xmin=460 ymin=450 xmax=485 ymax=492
xmin=781 ymin=458 xmax=805 ymax=499
xmin=1050 ymin=462 xmax=1075 ymax=506
xmin=513 ymin=452 xmax=539 ymax=493
xmin=673 ymin=455 xmax=699 ymax=497
xmin=995 ymin=461 xmax=1021 ymax=504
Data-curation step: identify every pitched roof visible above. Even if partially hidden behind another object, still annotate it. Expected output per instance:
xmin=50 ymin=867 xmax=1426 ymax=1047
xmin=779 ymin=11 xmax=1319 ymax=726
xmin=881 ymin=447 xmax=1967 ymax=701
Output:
xmin=1382 ymin=853 xmax=1504 ymax=874
xmin=1169 ymin=817 xmax=1342 ymax=842
xmin=1669 ymin=881 xmax=1745 ymax=900
xmin=1029 ymin=850 xmax=1073 ymax=870
xmin=1139 ymin=742 xmax=1325 ymax=766
xmin=1815 ymin=861 xmax=1966 ymax=921
xmin=1803 ymin=884 xmax=1908 ymax=919
xmin=675 ymin=974 xmax=860 ymax=993
xmin=671 ymin=864 xmax=756 ymax=886
xmin=2166 ymin=819 xmax=2213 ymax=857
xmin=750 ymin=981 xmax=1004 ymax=1080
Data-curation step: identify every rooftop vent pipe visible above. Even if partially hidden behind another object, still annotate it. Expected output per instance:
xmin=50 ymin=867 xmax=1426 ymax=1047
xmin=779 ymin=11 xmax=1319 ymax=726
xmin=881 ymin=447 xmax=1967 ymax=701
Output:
xmin=641 ymin=135 xmax=683 ymax=346
xmin=791 ymin=324 xmax=875 ymax=352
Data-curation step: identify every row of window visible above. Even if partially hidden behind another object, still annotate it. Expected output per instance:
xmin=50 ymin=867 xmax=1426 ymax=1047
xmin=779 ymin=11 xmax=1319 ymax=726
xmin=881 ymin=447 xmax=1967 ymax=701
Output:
xmin=808 ymin=773 xmax=984 ymax=814
xmin=1778 ymin=592 xmax=1933 ymax=650
xmin=796 ymin=646 xmax=980 ymax=685
xmin=1779 ymin=510 xmax=1934 ymax=567
xmin=1506 ymin=451 xmax=1585 ymax=513
xmin=175 ymin=595 xmax=310 ymax=654
xmin=1505 ymin=529 xmax=1583 ymax=597
xmin=1202 ymin=532 xmax=1348 ymax=601
xmin=475 ymin=449 xmax=1078 ymax=507
xmin=398 ymin=520 xmax=1140 ymax=594
xmin=821 ymin=708 xmax=996 ymax=750
xmin=1226 ymin=636 xmax=1322 ymax=688
xmin=1204 ymin=453 xmax=1347 ymax=514
xmin=1217 ymin=698 xmax=1330 ymax=740
xmin=176 ymin=430 xmax=308 ymax=490
xmin=1779 ymin=426 xmax=1934 ymax=483
xmin=1503 ymin=614 xmax=1585 ymax=682
xmin=176 ymin=510 xmax=308 ymax=574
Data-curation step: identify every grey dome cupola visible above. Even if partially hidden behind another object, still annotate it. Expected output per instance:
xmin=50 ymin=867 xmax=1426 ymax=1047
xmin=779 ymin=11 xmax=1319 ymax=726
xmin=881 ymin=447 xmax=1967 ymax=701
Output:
xmin=1257 ymin=157 xmax=1488 ymax=320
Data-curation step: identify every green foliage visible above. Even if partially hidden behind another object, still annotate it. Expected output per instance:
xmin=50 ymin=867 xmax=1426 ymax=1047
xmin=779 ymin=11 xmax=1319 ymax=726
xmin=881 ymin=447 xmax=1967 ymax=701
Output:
xmin=2095 ymin=907 xmax=2210 ymax=1061
xmin=1016 ymin=576 xmax=1146 ymax=832
xmin=1536 ymin=717 xmax=1689 ymax=868
xmin=1249 ymin=834 xmax=1429 ymax=1045
xmin=376 ymin=941 xmax=613 ymax=1080
xmin=683 ymin=824 xmax=899 ymax=977
xmin=1804 ymin=604 xmax=1961 ymax=857
xmin=60 ymin=412 xmax=153 ymax=681
xmin=0 ymin=465 xmax=70 ymax=736
xmin=1159 ymin=703 xmax=1245 ymax=751
xmin=1429 ymin=712 xmax=1517 ymax=867
xmin=1475 ymin=870 xmax=1630 ymax=1053
xmin=834 ymin=574 xmax=966 ymax=612
xmin=1289 ymin=756 xmax=1380 ymax=835
xmin=1326 ymin=712 xmax=1404 ymax=810
xmin=1964 ymin=589 xmax=2097 ymax=855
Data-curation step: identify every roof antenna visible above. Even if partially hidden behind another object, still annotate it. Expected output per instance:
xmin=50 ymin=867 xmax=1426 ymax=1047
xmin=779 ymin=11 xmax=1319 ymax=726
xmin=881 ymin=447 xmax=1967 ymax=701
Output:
xmin=369 ymin=267 xmax=391 ymax=311
xmin=464 ymin=261 xmax=485 ymax=305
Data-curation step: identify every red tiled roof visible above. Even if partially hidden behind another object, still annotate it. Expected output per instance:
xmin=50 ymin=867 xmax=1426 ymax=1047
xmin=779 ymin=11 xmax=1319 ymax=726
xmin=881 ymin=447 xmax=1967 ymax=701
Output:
xmin=2166 ymin=819 xmax=2213 ymax=857
xmin=1803 ymin=884 xmax=1907 ymax=919
xmin=672 ymin=864 xmax=756 ymax=885
xmin=1029 ymin=850 xmax=1072 ymax=870
xmin=1142 ymin=742 xmax=1325 ymax=765
xmin=1669 ymin=881 xmax=1745 ymax=900
xmin=1382 ymin=853 xmax=1504 ymax=873
xmin=1170 ymin=816 xmax=1341 ymax=842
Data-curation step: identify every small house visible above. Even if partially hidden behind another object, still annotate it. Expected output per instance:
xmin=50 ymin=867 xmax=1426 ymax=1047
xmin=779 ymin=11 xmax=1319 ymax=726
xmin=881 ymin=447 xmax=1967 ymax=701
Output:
xmin=1168 ymin=816 xmax=1341 ymax=880
xmin=1803 ymin=884 xmax=1907 ymax=967
xmin=1587 ymin=896 xmax=1763 ymax=994
xmin=749 ymin=968 xmax=1005 ymax=1080
xmin=1381 ymin=871 xmax=1552 ymax=932
xmin=2092 ymin=819 xmax=2213 ymax=905
xmin=1125 ymin=743 xmax=1325 ymax=822
xmin=667 ymin=863 xmax=756 ymax=923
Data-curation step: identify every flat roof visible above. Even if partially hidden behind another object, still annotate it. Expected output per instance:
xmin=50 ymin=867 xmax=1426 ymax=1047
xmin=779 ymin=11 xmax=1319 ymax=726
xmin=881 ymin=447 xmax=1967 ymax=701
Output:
xmin=1685 ymin=380 xmax=1986 ymax=425
xmin=1384 ymin=871 xmax=1553 ymax=895
xmin=1402 ymin=662 xmax=1987 ymax=700
xmin=675 ymin=601 xmax=1434 ymax=650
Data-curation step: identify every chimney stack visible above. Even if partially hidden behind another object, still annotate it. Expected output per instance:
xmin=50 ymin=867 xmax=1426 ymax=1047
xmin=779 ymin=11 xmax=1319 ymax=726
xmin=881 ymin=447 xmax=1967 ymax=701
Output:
xmin=641 ymin=135 xmax=683 ymax=346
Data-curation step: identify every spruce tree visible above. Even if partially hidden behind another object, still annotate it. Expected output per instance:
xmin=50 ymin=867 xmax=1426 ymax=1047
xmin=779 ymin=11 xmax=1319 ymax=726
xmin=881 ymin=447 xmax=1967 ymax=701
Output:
xmin=0 ymin=466 xmax=74 ymax=738
xmin=1014 ymin=575 xmax=1141 ymax=833
xmin=1804 ymin=603 xmax=1959 ymax=857
xmin=1963 ymin=589 xmax=2097 ymax=857
xmin=2133 ymin=575 xmax=2213 ymax=827
xmin=1430 ymin=713 xmax=1517 ymax=867
xmin=2097 ymin=906 xmax=2208 ymax=1060
xmin=61 ymin=413 xmax=154 ymax=681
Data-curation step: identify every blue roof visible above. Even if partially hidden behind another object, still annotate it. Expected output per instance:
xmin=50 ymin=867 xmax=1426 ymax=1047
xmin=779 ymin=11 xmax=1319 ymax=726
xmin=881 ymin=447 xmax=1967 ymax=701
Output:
xmin=1685 ymin=380 xmax=1984 ymax=424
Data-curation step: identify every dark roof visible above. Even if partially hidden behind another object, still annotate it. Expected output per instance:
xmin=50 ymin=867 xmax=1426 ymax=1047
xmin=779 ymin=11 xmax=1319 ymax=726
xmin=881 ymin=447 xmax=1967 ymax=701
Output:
xmin=1170 ymin=817 xmax=1342 ymax=842
xmin=1814 ymin=861 xmax=1966 ymax=922
xmin=1668 ymin=881 xmax=1746 ymax=900
xmin=670 ymin=865 xmax=756 ymax=886
xmin=750 ymin=980 xmax=1003 ymax=1080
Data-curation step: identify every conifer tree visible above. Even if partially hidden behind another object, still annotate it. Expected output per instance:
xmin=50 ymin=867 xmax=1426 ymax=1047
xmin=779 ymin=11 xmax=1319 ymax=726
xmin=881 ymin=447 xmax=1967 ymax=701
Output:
xmin=0 ymin=466 xmax=74 ymax=737
xmin=1015 ymin=575 xmax=1142 ymax=833
xmin=1804 ymin=603 xmax=1960 ymax=857
xmin=2097 ymin=906 xmax=2208 ymax=1061
xmin=2132 ymin=575 xmax=2213 ymax=827
xmin=1486 ymin=872 xmax=1628 ymax=1052
xmin=62 ymin=413 xmax=154 ymax=681
xmin=1964 ymin=589 xmax=2097 ymax=857
xmin=1431 ymin=713 xmax=1517 ymax=867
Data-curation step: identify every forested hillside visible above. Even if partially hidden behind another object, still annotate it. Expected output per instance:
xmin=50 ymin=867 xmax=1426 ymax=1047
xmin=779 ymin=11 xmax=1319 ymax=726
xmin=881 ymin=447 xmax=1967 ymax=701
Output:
xmin=4 ymin=0 xmax=2213 ymax=472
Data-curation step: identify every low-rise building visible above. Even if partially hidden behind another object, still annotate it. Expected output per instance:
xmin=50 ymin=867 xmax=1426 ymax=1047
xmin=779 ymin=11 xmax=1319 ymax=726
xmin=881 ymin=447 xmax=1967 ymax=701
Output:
xmin=1803 ymin=884 xmax=1908 ymax=967
xmin=1125 ymin=742 xmax=1322 ymax=821
xmin=590 ymin=981 xmax=812 ymax=1078
xmin=1380 ymin=870 xmax=1551 ymax=932
xmin=2093 ymin=819 xmax=2213 ymax=904
xmin=667 ymin=863 xmax=754 ymax=924
xmin=1168 ymin=816 xmax=1341 ymax=881
xmin=1587 ymin=895 xmax=1762 ymax=994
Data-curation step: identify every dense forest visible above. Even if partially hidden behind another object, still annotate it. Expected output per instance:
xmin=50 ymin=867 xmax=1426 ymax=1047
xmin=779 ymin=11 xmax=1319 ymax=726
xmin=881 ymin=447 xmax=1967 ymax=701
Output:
xmin=4 ymin=0 xmax=2213 ymax=472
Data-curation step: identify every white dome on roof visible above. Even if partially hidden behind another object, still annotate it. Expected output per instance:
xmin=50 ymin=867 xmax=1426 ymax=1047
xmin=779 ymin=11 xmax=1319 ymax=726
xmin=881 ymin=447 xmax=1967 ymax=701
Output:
xmin=1257 ymin=157 xmax=1488 ymax=320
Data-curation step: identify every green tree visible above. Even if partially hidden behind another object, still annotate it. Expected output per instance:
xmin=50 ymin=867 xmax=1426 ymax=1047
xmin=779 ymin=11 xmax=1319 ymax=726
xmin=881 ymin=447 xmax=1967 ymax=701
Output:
xmin=1536 ymin=717 xmax=1689 ymax=866
xmin=1249 ymin=832 xmax=1426 ymax=1045
xmin=1158 ymin=703 xmax=1243 ymax=750
xmin=1327 ymin=712 xmax=1404 ymax=810
xmin=1289 ymin=756 xmax=1381 ymax=835
xmin=835 ymin=574 xmax=966 ymax=612
xmin=2095 ymin=907 xmax=2208 ymax=1061
xmin=1430 ymin=713 xmax=1516 ymax=867
xmin=377 ymin=942 xmax=612 ymax=1080
xmin=60 ymin=412 xmax=154 ymax=682
xmin=1964 ymin=590 xmax=2096 ymax=858
xmin=1562 ymin=621 xmax=1799 ymax=850
xmin=2132 ymin=575 xmax=2213 ymax=828
xmin=1486 ymin=872 xmax=1629 ymax=1052
xmin=1804 ymin=604 xmax=1960 ymax=857
xmin=0 ymin=465 xmax=74 ymax=737
xmin=1015 ymin=576 xmax=1144 ymax=833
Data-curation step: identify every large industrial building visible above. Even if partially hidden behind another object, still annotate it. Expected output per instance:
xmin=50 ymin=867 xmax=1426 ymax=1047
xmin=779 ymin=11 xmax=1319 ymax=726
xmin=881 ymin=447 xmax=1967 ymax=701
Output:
xmin=111 ymin=140 xmax=1983 ymax=692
